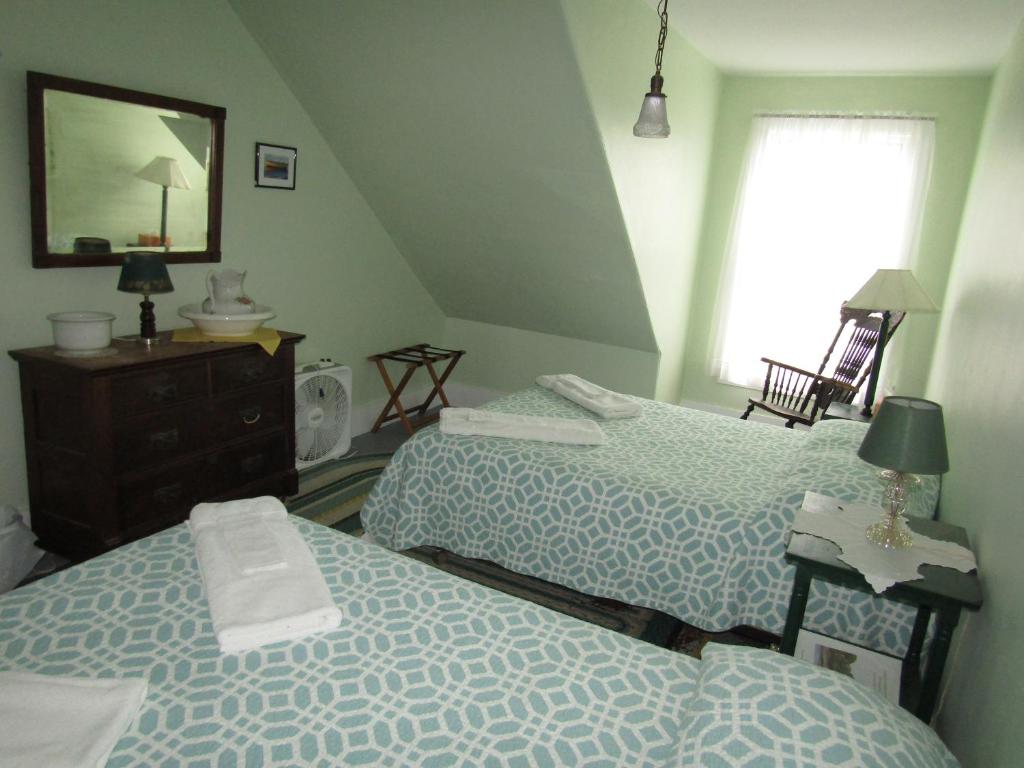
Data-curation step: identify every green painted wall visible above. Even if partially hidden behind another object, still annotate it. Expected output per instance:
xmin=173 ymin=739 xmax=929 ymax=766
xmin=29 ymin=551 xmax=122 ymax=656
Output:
xmin=681 ymin=75 xmax=990 ymax=412
xmin=231 ymin=0 xmax=658 ymax=355
xmin=561 ymin=0 xmax=720 ymax=403
xmin=444 ymin=318 xmax=659 ymax=397
xmin=928 ymin=20 xmax=1024 ymax=767
xmin=0 ymin=0 xmax=443 ymax=506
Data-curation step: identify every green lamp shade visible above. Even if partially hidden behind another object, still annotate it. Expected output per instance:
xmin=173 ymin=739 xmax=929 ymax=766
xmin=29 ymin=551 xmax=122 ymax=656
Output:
xmin=117 ymin=252 xmax=174 ymax=295
xmin=857 ymin=396 xmax=949 ymax=475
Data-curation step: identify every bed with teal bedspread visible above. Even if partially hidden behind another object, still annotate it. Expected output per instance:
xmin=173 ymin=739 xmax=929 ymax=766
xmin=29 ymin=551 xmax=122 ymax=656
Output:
xmin=0 ymin=519 xmax=697 ymax=766
xmin=362 ymin=386 xmax=938 ymax=656
xmin=0 ymin=519 xmax=956 ymax=767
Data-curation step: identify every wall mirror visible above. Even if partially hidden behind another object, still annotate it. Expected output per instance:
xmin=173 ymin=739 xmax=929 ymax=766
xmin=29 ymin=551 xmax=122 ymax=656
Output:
xmin=27 ymin=71 xmax=226 ymax=268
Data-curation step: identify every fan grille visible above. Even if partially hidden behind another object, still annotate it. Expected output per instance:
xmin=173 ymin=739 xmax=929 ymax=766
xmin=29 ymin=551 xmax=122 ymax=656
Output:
xmin=295 ymin=373 xmax=350 ymax=463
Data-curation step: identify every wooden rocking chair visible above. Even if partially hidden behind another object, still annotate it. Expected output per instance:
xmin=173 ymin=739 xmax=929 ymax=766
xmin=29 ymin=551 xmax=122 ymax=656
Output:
xmin=740 ymin=304 xmax=905 ymax=428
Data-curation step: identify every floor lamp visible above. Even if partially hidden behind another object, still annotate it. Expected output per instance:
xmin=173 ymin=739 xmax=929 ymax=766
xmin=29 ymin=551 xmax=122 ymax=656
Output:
xmin=846 ymin=269 xmax=939 ymax=418
xmin=135 ymin=156 xmax=191 ymax=249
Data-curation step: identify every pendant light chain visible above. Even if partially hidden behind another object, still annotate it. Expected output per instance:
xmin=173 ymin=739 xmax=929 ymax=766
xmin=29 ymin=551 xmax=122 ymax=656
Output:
xmin=654 ymin=0 xmax=669 ymax=76
xmin=633 ymin=0 xmax=671 ymax=137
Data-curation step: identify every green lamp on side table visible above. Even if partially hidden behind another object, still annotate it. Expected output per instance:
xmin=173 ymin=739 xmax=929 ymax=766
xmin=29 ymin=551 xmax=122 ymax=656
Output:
xmin=857 ymin=396 xmax=949 ymax=549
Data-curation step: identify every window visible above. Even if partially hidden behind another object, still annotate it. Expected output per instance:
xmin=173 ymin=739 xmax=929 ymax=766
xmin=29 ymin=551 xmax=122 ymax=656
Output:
xmin=711 ymin=115 xmax=935 ymax=389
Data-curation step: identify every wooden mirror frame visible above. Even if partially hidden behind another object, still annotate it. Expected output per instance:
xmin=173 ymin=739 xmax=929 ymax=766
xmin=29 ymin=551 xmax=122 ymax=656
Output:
xmin=27 ymin=71 xmax=226 ymax=268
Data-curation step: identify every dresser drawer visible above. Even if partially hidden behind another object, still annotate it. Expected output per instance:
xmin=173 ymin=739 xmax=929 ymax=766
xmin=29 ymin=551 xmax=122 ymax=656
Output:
xmin=211 ymin=348 xmax=290 ymax=393
xmin=117 ymin=458 xmax=205 ymax=538
xmin=209 ymin=383 xmax=288 ymax=443
xmin=114 ymin=406 xmax=204 ymax=472
xmin=112 ymin=362 xmax=207 ymax=417
xmin=11 ymin=330 xmax=304 ymax=561
xmin=206 ymin=433 xmax=291 ymax=498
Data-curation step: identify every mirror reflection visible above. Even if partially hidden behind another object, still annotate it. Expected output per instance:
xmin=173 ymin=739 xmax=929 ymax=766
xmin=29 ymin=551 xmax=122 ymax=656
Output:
xmin=28 ymin=72 xmax=225 ymax=268
xmin=45 ymin=91 xmax=211 ymax=254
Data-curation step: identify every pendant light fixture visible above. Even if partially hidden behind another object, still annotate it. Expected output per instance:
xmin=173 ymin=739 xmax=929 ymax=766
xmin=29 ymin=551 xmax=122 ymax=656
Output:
xmin=633 ymin=0 xmax=671 ymax=138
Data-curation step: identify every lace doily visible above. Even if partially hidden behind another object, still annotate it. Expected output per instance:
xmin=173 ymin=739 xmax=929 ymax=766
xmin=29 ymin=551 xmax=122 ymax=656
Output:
xmin=791 ymin=491 xmax=977 ymax=593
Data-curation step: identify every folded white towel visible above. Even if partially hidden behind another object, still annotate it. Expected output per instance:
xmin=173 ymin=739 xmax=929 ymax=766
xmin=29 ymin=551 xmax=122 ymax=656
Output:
xmin=189 ymin=495 xmax=287 ymax=534
xmin=225 ymin=519 xmax=288 ymax=574
xmin=536 ymin=374 xmax=642 ymax=419
xmin=192 ymin=514 xmax=341 ymax=653
xmin=0 ymin=671 xmax=146 ymax=768
xmin=440 ymin=408 xmax=605 ymax=445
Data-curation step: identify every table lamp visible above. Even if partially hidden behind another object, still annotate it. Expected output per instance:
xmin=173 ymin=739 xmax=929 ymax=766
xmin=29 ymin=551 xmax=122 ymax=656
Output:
xmin=117 ymin=252 xmax=174 ymax=346
xmin=857 ymin=396 xmax=949 ymax=549
xmin=845 ymin=269 xmax=939 ymax=417
xmin=135 ymin=156 xmax=191 ymax=250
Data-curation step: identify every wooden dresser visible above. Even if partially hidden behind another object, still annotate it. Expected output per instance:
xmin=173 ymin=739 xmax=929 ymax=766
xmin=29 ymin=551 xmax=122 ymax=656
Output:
xmin=10 ymin=330 xmax=304 ymax=561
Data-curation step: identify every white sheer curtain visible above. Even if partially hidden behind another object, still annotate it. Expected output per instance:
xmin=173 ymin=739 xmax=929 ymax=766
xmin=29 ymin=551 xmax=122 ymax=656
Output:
xmin=711 ymin=115 xmax=935 ymax=389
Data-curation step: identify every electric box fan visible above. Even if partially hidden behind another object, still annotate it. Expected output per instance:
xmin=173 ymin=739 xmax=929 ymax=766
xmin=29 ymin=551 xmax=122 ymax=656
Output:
xmin=294 ymin=362 xmax=352 ymax=469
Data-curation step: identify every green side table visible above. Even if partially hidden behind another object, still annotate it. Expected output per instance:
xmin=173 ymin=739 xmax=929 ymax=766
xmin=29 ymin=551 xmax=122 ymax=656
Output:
xmin=780 ymin=515 xmax=982 ymax=722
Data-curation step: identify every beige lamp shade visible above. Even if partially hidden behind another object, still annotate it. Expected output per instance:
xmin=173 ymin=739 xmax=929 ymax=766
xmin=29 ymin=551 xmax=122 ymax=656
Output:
xmin=135 ymin=156 xmax=192 ymax=190
xmin=846 ymin=269 xmax=938 ymax=313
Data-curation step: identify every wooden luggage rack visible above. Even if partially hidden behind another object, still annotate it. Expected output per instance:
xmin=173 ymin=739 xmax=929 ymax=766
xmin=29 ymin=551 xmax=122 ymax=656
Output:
xmin=367 ymin=343 xmax=466 ymax=435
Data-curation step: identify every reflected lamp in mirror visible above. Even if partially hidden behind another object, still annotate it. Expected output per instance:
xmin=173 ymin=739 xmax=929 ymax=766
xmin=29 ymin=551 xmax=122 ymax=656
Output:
xmin=846 ymin=269 xmax=939 ymax=418
xmin=27 ymin=71 xmax=225 ymax=268
xmin=857 ymin=396 xmax=949 ymax=550
xmin=135 ymin=156 xmax=192 ymax=250
xmin=117 ymin=252 xmax=174 ymax=346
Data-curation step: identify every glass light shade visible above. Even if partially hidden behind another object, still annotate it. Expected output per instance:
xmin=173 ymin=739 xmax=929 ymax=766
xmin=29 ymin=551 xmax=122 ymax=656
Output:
xmin=633 ymin=93 xmax=670 ymax=138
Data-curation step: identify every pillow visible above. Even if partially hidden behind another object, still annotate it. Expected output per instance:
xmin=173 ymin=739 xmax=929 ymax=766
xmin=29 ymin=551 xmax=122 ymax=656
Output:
xmin=676 ymin=644 xmax=958 ymax=768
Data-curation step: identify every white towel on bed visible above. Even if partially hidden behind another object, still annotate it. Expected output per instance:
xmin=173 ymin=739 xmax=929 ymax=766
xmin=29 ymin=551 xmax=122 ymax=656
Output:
xmin=225 ymin=520 xmax=288 ymax=574
xmin=536 ymin=374 xmax=642 ymax=419
xmin=0 ymin=671 xmax=146 ymax=768
xmin=188 ymin=495 xmax=287 ymax=534
xmin=191 ymin=503 xmax=341 ymax=653
xmin=440 ymin=408 xmax=605 ymax=445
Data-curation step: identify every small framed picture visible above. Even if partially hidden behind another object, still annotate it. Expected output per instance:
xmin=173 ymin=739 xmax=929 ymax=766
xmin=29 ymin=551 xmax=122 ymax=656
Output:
xmin=254 ymin=142 xmax=297 ymax=189
xmin=794 ymin=629 xmax=902 ymax=704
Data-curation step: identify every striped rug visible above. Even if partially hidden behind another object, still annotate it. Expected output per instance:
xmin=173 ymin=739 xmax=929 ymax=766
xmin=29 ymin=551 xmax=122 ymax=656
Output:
xmin=286 ymin=452 xmax=392 ymax=529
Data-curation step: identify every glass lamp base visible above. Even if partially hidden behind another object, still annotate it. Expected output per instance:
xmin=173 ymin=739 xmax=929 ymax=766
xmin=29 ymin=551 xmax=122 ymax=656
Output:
xmin=865 ymin=516 xmax=913 ymax=550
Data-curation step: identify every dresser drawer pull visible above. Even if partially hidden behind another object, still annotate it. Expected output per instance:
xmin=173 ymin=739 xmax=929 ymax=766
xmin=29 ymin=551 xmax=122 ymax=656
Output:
xmin=240 ymin=455 xmax=265 ymax=474
xmin=152 ymin=482 xmax=183 ymax=507
xmin=148 ymin=382 xmax=179 ymax=403
xmin=148 ymin=427 xmax=180 ymax=450
xmin=240 ymin=364 xmax=266 ymax=383
xmin=240 ymin=407 xmax=262 ymax=425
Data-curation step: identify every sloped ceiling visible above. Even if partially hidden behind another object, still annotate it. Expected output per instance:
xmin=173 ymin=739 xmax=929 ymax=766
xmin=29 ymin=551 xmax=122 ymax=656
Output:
xmin=230 ymin=0 xmax=658 ymax=353
xmin=658 ymin=0 xmax=1024 ymax=73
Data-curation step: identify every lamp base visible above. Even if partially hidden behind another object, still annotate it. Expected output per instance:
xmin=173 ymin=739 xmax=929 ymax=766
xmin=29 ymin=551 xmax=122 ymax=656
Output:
xmin=136 ymin=334 xmax=161 ymax=347
xmin=865 ymin=516 xmax=913 ymax=549
xmin=865 ymin=469 xmax=920 ymax=550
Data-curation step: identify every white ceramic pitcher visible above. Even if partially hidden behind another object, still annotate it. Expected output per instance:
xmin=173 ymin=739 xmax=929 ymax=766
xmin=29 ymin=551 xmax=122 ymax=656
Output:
xmin=203 ymin=269 xmax=255 ymax=314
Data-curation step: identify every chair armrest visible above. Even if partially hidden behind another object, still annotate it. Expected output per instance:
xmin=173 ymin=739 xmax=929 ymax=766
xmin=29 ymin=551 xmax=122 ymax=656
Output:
xmin=759 ymin=358 xmax=824 ymax=381
xmin=753 ymin=358 xmax=859 ymax=423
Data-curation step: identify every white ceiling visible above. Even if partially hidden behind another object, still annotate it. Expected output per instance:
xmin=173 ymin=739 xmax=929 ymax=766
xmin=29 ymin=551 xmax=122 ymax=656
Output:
xmin=647 ymin=0 xmax=1024 ymax=74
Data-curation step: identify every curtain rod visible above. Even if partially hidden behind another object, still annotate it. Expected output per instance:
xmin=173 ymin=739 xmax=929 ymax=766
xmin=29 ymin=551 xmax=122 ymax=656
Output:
xmin=757 ymin=111 xmax=936 ymax=121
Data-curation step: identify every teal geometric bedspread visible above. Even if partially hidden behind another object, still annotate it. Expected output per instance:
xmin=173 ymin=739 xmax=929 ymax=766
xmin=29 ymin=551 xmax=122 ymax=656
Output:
xmin=363 ymin=387 xmax=938 ymax=656
xmin=0 ymin=519 xmax=699 ymax=766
